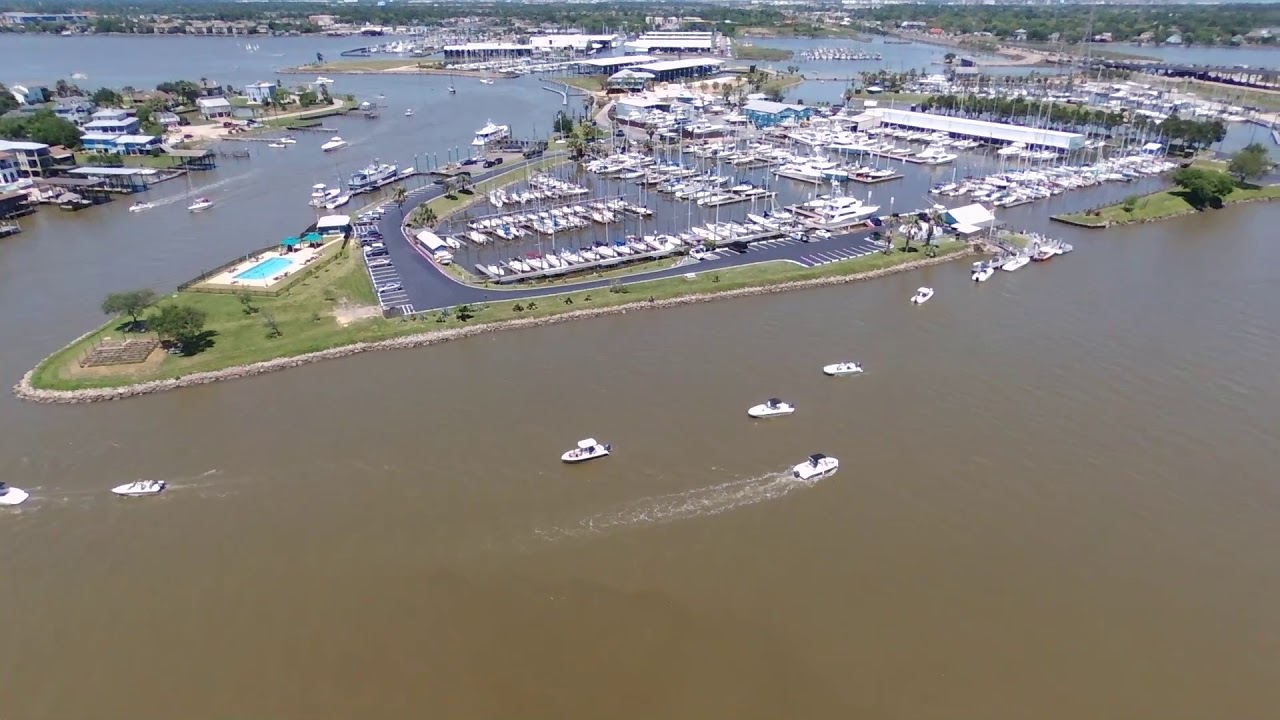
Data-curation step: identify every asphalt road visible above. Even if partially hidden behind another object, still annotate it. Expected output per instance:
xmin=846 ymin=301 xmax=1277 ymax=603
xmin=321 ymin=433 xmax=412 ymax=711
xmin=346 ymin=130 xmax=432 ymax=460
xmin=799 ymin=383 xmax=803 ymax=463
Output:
xmin=371 ymin=159 xmax=888 ymax=313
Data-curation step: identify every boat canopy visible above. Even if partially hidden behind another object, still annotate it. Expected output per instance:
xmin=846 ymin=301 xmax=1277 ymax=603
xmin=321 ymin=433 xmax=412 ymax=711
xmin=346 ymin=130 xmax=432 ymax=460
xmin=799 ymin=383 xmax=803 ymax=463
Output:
xmin=578 ymin=438 xmax=597 ymax=449
xmin=808 ymin=453 xmax=827 ymax=462
xmin=917 ymin=287 xmax=930 ymax=293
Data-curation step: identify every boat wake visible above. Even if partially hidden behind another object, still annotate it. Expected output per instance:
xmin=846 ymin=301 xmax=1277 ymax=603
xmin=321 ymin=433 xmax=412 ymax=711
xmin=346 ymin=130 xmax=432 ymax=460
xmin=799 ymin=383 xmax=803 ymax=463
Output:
xmin=539 ymin=468 xmax=825 ymax=540
xmin=148 ymin=170 xmax=257 ymax=208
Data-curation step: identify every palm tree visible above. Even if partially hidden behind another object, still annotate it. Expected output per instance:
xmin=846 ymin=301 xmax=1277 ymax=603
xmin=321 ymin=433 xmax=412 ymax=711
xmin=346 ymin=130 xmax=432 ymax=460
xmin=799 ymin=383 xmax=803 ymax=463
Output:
xmin=391 ymin=184 xmax=407 ymax=215
xmin=410 ymin=205 xmax=437 ymax=228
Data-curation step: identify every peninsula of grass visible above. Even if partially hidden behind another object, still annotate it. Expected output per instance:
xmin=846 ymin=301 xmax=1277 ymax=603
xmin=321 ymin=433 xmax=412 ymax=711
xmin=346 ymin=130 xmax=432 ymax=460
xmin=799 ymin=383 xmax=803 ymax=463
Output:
xmin=562 ymin=76 xmax=605 ymax=93
xmin=1052 ymin=183 xmax=1280 ymax=228
xmin=734 ymin=44 xmax=795 ymax=62
xmin=24 ymin=239 xmax=967 ymax=395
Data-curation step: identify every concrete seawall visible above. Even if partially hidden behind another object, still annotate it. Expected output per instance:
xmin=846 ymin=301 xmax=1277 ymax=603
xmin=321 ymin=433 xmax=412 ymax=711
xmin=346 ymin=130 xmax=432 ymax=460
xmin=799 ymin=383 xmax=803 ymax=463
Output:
xmin=15 ymin=251 xmax=970 ymax=405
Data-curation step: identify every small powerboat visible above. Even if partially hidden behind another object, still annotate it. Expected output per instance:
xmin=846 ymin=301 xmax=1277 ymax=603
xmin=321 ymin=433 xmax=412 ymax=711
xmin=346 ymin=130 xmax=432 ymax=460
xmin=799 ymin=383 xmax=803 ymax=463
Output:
xmin=448 ymin=85 xmax=456 ymax=94
xmin=911 ymin=287 xmax=934 ymax=304
xmin=793 ymin=453 xmax=839 ymax=481
xmin=823 ymin=362 xmax=863 ymax=376
xmin=187 ymin=197 xmax=213 ymax=212
xmin=972 ymin=262 xmax=995 ymax=282
xmin=748 ymin=398 xmax=795 ymax=418
xmin=128 ymin=201 xmax=154 ymax=213
xmin=1001 ymin=255 xmax=1029 ymax=272
xmin=0 ymin=482 xmax=29 ymax=506
xmin=562 ymin=438 xmax=611 ymax=463
xmin=320 ymin=136 xmax=348 ymax=152
xmin=267 ymin=142 xmax=287 ymax=148
xmin=405 ymin=108 xmax=414 ymax=117
xmin=111 ymin=479 xmax=166 ymax=497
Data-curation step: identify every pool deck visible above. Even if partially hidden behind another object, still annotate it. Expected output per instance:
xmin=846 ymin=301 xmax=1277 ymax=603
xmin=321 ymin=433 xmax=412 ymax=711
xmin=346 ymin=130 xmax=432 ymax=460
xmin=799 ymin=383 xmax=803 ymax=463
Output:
xmin=199 ymin=242 xmax=335 ymax=291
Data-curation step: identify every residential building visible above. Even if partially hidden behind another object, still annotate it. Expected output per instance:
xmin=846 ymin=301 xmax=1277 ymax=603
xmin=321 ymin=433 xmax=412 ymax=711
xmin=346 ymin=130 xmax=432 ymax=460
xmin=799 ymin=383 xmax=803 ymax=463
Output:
xmin=115 ymin=135 xmax=162 ymax=155
xmin=8 ymin=85 xmax=49 ymax=105
xmin=153 ymin=111 xmax=181 ymax=127
xmin=743 ymin=99 xmax=816 ymax=128
xmin=54 ymin=98 xmax=97 ymax=125
xmin=83 ymin=109 xmax=140 ymax=135
xmin=0 ymin=11 xmax=90 ymax=26
xmin=80 ymin=132 xmax=121 ymax=153
xmin=197 ymin=97 xmax=233 ymax=119
xmin=0 ymin=151 xmax=19 ymax=185
xmin=244 ymin=82 xmax=277 ymax=104
xmin=0 ymin=140 xmax=53 ymax=178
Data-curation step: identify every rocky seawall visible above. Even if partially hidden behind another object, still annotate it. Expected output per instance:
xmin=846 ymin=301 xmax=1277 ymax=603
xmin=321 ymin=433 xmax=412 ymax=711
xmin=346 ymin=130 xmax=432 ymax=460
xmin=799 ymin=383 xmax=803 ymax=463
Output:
xmin=15 ymin=251 xmax=970 ymax=405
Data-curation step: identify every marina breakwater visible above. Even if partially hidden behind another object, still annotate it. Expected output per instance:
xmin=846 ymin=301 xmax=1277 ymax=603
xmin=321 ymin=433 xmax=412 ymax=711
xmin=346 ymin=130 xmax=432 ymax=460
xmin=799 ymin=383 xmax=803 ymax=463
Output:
xmin=15 ymin=251 xmax=971 ymax=405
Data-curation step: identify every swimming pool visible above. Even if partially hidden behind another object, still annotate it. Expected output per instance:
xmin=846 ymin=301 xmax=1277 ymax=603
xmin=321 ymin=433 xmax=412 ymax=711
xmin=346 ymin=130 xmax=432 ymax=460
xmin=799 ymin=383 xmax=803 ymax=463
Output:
xmin=235 ymin=256 xmax=294 ymax=281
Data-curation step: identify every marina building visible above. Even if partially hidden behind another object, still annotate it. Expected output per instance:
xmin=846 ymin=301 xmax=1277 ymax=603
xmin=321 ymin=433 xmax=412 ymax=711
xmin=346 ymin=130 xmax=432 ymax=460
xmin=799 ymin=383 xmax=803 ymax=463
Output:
xmin=0 ymin=11 xmax=89 ymax=25
xmin=628 ymin=58 xmax=724 ymax=83
xmin=573 ymin=56 xmax=655 ymax=75
xmin=868 ymin=108 xmax=1086 ymax=152
xmin=624 ymin=31 xmax=719 ymax=54
xmin=530 ymin=34 xmax=619 ymax=53
xmin=743 ymin=100 xmax=816 ymax=128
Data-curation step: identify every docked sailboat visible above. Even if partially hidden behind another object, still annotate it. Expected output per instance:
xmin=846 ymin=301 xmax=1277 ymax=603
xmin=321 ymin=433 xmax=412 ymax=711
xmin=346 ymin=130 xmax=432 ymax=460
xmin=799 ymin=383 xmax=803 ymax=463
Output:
xmin=562 ymin=438 xmax=611 ymax=463
xmin=111 ymin=479 xmax=166 ymax=497
xmin=822 ymin=362 xmax=863 ymax=376
xmin=911 ymin=287 xmax=934 ymax=304
xmin=793 ymin=453 xmax=839 ymax=481
xmin=748 ymin=398 xmax=795 ymax=418
xmin=0 ymin=482 xmax=29 ymax=506
xmin=320 ymin=136 xmax=348 ymax=152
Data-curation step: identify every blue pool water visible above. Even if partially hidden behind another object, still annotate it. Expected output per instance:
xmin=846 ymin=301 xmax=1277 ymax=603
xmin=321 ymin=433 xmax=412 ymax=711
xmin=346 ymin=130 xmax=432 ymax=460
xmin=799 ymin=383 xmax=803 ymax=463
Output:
xmin=235 ymin=256 xmax=293 ymax=281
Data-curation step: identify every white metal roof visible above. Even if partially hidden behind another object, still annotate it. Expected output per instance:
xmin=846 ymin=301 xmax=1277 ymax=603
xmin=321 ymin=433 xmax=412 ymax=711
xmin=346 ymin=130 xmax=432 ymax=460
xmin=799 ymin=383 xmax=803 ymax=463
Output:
xmin=196 ymin=97 xmax=231 ymax=108
xmin=744 ymin=99 xmax=806 ymax=114
xmin=631 ymin=58 xmax=724 ymax=73
xmin=67 ymin=166 xmax=157 ymax=176
xmin=316 ymin=214 xmax=351 ymax=229
xmin=443 ymin=43 xmax=529 ymax=51
xmin=576 ymin=56 xmax=654 ymax=68
xmin=871 ymin=108 xmax=1084 ymax=151
xmin=116 ymin=134 xmax=159 ymax=143
xmin=0 ymin=140 xmax=50 ymax=151
xmin=79 ymin=132 xmax=121 ymax=141
xmin=944 ymin=203 xmax=995 ymax=227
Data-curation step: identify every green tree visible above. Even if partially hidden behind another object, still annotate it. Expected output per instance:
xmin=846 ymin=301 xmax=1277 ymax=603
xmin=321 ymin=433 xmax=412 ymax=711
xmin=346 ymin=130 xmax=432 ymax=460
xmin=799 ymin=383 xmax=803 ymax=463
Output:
xmin=149 ymin=304 xmax=208 ymax=349
xmin=410 ymin=204 xmax=437 ymax=228
xmin=1171 ymin=167 xmax=1237 ymax=209
xmin=91 ymin=87 xmax=123 ymax=107
xmin=553 ymin=110 xmax=575 ymax=135
xmin=101 ymin=289 xmax=158 ymax=329
xmin=1227 ymin=143 xmax=1271 ymax=183
xmin=392 ymin=184 xmax=408 ymax=215
xmin=0 ymin=83 xmax=18 ymax=115
xmin=297 ymin=88 xmax=319 ymax=107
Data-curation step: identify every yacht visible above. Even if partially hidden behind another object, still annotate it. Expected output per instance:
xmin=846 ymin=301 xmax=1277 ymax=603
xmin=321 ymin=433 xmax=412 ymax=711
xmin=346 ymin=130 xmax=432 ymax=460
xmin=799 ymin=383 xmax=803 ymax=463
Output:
xmin=805 ymin=195 xmax=881 ymax=230
xmin=404 ymin=108 xmax=414 ymax=117
xmin=822 ymin=362 xmax=863 ymax=377
xmin=561 ymin=438 xmax=611 ymax=463
xmin=793 ymin=453 xmax=839 ymax=481
xmin=915 ymin=145 xmax=957 ymax=165
xmin=748 ymin=398 xmax=795 ymax=419
xmin=911 ymin=287 xmax=934 ymax=304
xmin=128 ymin=201 xmax=154 ymax=213
xmin=320 ymin=136 xmax=348 ymax=152
xmin=471 ymin=120 xmax=510 ymax=147
xmin=1001 ymin=255 xmax=1029 ymax=272
xmin=111 ymin=479 xmax=166 ymax=497
xmin=187 ymin=197 xmax=214 ymax=212
xmin=349 ymin=161 xmax=398 ymax=192
xmin=0 ymin=482 xmax=29 ymax=506
xmin=774 ymin=163 xmax=824 ymax=184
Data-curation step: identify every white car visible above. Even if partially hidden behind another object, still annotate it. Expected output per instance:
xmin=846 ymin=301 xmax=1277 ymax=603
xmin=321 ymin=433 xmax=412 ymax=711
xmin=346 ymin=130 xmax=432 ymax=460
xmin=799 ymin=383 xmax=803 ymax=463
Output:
xmin=377 ymin=282 xmax=403 ymax=294
xmin=367 ymin=258 xmax=393 ymax=269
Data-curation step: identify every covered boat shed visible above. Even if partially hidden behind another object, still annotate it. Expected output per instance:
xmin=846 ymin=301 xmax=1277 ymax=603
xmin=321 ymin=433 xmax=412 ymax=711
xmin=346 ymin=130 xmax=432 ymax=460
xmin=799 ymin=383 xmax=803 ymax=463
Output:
xmin=870 ymin=108 xmax=1085 ymax=152
xmin=66 ymin=166 xmax=160 ymax=193
xmin=573 ymin=56 xmax=654 ymax=75
xmin=315 ymin=214 xmax=351 ymax=237
xmin=629 ymin=58 xmax=724 ymax=83
xmin=943 ymin=203 xmax=996 ymax=235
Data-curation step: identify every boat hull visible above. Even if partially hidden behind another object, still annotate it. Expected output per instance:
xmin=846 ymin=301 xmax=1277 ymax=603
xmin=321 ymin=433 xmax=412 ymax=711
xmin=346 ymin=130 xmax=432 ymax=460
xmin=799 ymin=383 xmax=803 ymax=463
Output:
xmin=748 ymin=404 xmax=795 ymax=418
xmin=823 ymin=364 xmax=863 ymax=376
xmin=561 ymin=444 xmax=611 ymax=463
xmin=0 ymin=487 xmax=30 ymax=506
xmin=111 ymin=481 xmax=165 ymax=497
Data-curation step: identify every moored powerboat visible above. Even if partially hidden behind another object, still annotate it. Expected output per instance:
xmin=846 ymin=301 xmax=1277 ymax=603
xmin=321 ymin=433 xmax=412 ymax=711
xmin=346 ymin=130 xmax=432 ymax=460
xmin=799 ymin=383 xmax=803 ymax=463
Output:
xmin=561 ymin=438 xmax=611 ymax=463
xmin=111 ymin=479 xmax=166 ymax=497
xmin=823 ymin=362 xmax=863 ymax=376
xmin=748 ymin=398 xmax=795 ymax=418
xmin=0 ymin=482 xmax=29 ymax=506
xmin=1001 ymin=255 xmax=1029 ymax=272
xmin=793 ymin=453 xmax=839 ymax=481
xmin=972 ymin=265 xmax=995 ymax=282
xmin=405 ymin=108 xmax=414 ymax=117
xmin=911 ymin=287 xmax=934 ymax=304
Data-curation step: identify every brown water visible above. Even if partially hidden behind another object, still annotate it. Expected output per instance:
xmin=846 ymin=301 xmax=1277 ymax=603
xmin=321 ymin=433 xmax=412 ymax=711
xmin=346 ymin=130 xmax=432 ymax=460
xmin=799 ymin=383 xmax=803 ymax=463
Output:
xmin=3 ymin=199 xmax=1280 ymax=718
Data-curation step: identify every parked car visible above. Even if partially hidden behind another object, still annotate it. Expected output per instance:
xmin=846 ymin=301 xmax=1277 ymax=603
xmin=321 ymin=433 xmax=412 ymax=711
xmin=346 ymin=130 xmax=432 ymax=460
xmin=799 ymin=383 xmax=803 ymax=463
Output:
xmin=492 ymin=157 xmax=504 ymax=166
xmin=377 ymin=282 xmax=403 ymax=294
xmin=364 ymin=247 xmax=389 ymax=258
xmin=483 ymin=159 xmax=497 ymax=168
xmin=461 ymin=157 xmax=478 ymax=166
xmin=366 ymin=258 xmax=393 ymax=269
xmin=727 ymin=240 xmax=750 ymax=253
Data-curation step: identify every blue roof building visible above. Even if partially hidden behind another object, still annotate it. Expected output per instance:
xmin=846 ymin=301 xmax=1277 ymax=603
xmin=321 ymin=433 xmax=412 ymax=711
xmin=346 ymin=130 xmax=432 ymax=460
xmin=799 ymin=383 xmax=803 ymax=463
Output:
xmin=743 ymin=99 xmax=815 ymax=128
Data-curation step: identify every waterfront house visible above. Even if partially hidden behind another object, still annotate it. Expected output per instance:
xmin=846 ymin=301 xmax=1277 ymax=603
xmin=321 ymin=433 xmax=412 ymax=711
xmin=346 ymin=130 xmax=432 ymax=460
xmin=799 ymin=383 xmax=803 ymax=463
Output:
xmin=8 ymin=85 xmax=49 ymax=106
xmin=197 ymin=97 xmax=233 ymax=120
xmin=54 ymin=98 xmax=97 ymax=126
xmin=115 ymin=135 xmax=162 ymax=155
xmin=83 ymin=109 xmax=140 ymax=136
xmin=0 ymin=140 xmax=53 ymax=178
xmin=1012 ymin=28 xmax=1027 ymax=42
xmin=0 ymin=152 xmax=19 ymax=185
xmin=80 ymin=132 xmax=121 ymax=153
xmin=743 ymin=99 xmax=815 ymax=128
xmin=153 ymin=111 xmax=181 ymax=128
xmin=607 ymin=69 xmax=654 ymax=92
xmin=244 ymin=82 xmax=277 ymax=104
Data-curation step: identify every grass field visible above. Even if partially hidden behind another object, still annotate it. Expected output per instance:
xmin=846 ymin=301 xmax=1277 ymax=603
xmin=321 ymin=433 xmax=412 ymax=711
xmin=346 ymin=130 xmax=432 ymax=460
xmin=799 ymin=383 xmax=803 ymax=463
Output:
xmin=1054 ymin=183 xmax=1280 ymax=227
xmin=562 ymin=76 xmax=605 ymax=93
xmin=29 ymin=239 xmax=966 ymax=392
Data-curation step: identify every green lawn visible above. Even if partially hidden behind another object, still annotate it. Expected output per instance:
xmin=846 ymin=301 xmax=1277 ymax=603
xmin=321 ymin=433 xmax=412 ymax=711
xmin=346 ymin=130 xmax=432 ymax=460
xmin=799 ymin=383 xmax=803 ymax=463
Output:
xmin=29 ymin=238 xmax=967 ymax=392
xmin=563 ymin=76 xmax=604 ymax=93
xmin=74 ymin=152 xmax=187 ymax=169
xmin=734 ymin=45 xmax=796 ymax=62
xmin=1054 ymin=183 xmax=1280 ymax=227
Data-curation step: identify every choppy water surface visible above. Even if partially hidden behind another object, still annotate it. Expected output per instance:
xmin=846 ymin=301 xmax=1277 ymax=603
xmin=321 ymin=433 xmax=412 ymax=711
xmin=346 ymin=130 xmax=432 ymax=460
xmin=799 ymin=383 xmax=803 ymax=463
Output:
xmin=2 ymin=35 xmax=1280 ymax=720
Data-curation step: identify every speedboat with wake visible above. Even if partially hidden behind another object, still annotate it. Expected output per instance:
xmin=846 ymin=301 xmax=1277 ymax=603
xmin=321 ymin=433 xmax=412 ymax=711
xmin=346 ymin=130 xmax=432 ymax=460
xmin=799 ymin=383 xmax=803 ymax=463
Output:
xmin=187 ymin=197 xmax=214 ymax=212
xmin=562 ymin=438 xmax=611 ymax=463
xmin=793 ymin=453 xmax=839 ymax=481
xmin=0 ymin=482 xmax=29 ymax=506
xmin=128 ymin=201 xmax=154 ymax=213
xmin=748 ymin=398 xmax=795 ymax=418
xmin=823 ymin=362 xmax=863 ymax=376
xmin=911 ymin=287 xmax=934 ymax=304
xmin=111 ymin=479 xmax=166 ymax=497
xmin=320 ymin=136 xmax=348 ymax=152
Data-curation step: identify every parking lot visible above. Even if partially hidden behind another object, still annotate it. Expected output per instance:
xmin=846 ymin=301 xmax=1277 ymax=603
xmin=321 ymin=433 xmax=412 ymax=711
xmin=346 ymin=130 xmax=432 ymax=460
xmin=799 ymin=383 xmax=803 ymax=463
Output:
xmin=356 ymin=215 xmax=414 ymax=315
xmin=700 ymin=231 xmax=887 ymax=269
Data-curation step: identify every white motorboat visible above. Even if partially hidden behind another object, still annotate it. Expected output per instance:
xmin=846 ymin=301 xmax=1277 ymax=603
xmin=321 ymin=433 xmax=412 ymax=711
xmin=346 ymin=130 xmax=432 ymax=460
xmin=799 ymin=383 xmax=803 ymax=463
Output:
xmin=0 ymin=482 xmax=29 ymax=506
xmin=128 ymin=201 xmax=154 ymax=212
xmin=279 ymin=136 xmax=297 ymax=144
xmin=187 ymin=197 xmax=213 ymax=212
xmin=479 ymin=78 xmax=495 ymax=85
xmin=793 ymin=453 xmax=839 ymax=481
xmin=911 ymin=287 xmax=934 ymax=304
xmin=823 ymin=362 xmax=863 ymax=376
xmin=472 ymin=120 xmax=510 ymax=147
xmin=111 ymin=479 xmax=166 ymax=497
xmin=267 ymin=142 xmax=286 ymax=148
xmin=315 ymin=76 xmax=335 ymax=85
xmin=320 ymin=136 xmax=348 ymax=152
xmin=1001 ymin=255 xmax=1029 ymax=272
xmin=972 ymin=264 xmax=995 ymax=282
xmin=748 ymin=398 xmax=795 ymax=418
xmin=405 ymin=109 xmax=414 ymax=117
xmin=561 ymin=438 xmax=611 ymax=463
xmin=448 ymin=85 xmax=456 ymax=94
xmin=324 ymin=194 xmax=350 ymax=210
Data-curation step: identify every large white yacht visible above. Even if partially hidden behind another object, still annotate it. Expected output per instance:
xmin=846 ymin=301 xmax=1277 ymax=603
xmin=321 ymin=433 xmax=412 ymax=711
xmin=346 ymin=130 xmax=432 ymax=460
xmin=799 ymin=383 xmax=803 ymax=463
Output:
xmin=320 ymin=136 xmax=348 ymax=152
xmin=472 ymin=120 xmax=510 ymax=147
xmin=773 ymin=163 xmax=824 ymax=184
xmin=805 ymin=195 xmax=881 ymax=230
